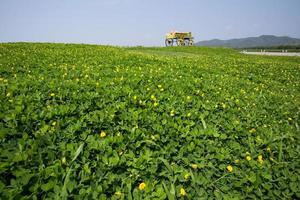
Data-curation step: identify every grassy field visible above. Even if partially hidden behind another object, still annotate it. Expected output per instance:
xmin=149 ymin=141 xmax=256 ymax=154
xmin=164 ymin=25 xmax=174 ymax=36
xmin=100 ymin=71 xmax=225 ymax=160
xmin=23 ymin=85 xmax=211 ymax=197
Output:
xmin=0 ymin=43 xmax=300 ymax=199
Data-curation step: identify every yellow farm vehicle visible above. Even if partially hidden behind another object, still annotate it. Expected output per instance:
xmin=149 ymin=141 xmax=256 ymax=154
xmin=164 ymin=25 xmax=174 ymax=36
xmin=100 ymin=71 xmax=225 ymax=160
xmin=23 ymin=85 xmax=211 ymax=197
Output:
xmin=165 ymin=31 xmax=194 ymax=46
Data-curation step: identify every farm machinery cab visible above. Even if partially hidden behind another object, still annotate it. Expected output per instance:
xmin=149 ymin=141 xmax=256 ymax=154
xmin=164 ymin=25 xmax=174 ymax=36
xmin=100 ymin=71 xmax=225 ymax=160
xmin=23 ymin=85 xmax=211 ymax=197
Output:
xmin=165 ymin=31 xmax=194 ymax=46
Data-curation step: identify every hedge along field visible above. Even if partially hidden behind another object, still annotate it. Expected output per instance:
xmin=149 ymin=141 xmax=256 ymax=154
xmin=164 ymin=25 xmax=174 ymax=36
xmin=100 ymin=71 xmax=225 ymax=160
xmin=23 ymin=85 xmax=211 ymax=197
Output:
xmin=0 ymin=43 xmax=300 ymax=199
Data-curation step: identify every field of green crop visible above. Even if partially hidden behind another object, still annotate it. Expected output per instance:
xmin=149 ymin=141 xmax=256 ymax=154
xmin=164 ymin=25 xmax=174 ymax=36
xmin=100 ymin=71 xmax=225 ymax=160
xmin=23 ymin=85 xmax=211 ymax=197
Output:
xmin=1 ymin=43 xmax=300 ymax=199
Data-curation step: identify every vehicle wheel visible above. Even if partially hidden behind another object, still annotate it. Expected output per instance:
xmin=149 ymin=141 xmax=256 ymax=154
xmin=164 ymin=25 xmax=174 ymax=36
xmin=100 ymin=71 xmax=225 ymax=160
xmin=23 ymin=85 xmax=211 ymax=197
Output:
xmin=165 ymin=39 xmax=173 ymax=46
xmin=177 ymin=39 xmax=184 ymax=46
xmin=184 ymin=39 xmax=190 ymax=46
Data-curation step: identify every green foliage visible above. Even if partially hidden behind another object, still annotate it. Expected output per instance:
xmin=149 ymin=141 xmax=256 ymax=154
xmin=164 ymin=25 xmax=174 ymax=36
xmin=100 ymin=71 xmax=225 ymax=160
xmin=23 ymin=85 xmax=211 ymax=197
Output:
xmin=0 ymin=43 xmax=300 ymax=199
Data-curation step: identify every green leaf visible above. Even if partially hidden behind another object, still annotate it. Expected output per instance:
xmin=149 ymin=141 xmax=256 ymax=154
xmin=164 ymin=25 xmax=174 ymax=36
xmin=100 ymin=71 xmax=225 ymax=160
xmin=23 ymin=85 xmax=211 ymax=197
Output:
xmin=248 ymin=172 xmax=256 ymax=183
xmin=71 ymin=143 xmax=84 ymax=163
xmin=127 ymin=182 xmax=132 ymax=200
xmin=162 ymin=181 xmax=175 ymax=200
xmin=41 ymin=180 xmax=56 ymax=192
xmin=158 ymin=158 xmax=172 ymax=173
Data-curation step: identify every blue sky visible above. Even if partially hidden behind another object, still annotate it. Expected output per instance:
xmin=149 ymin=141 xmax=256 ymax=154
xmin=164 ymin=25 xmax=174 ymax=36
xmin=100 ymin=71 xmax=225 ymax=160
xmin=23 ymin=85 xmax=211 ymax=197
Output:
xmin=0 ymin=0 xmax=300 ymax=46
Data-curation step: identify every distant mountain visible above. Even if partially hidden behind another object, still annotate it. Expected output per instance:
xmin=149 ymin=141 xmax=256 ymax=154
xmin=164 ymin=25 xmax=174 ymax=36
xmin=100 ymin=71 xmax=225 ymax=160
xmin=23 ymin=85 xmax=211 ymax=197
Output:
xmin=195 ymin=35 xmax=300 ymax=48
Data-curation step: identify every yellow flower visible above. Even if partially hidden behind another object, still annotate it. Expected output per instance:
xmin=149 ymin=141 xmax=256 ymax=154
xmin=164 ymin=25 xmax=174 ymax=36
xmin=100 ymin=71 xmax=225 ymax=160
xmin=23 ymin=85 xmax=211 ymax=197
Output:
xmin=133 ymin=95 xmax=137 ymax=100
xmin=50 ymin=93 xmax=55 ymax=97
xmin=6 ymin=92 xmax=11 ymax=97
xmin=187 ymin=113 xmax=191 ymax=117
xmin=61 ymin=157 xmax=67 ymax=165
xmin=138 ymin=182 xmax=146 ymax=190
xmin=170 ymin=110 xmax=175 ymax=117
xmin=151 ymin=95 xmax=156 ymax=101
xmin=158 ymin=84 xmax=162 ymax=88
xmin=52 ymin=121 xmax=56 ymax=126
xmin=115 ymin=191 xmax=122 ymax=196
xmin=100 ymin=131 xmax=106 ymax=138
xmin=184 ymin=173 xmax=189 ymax=180
xmin=221 ymin=103 xmax=226 ymax=109
xmin=191 ymin=164 xmax=198 ymax=169
xmin=187 ymin=96 xmax=191 ymax=100
xmin=227 ymin=165 xmax=233 ymax=172
xmin=180 ymin=187 xmax=187 ymax=196
xmin=258 ymin=155 xmax=263 ymax=164
xmin=246 ymin=155 xmax=252 ymax=161
xmin=249 ymin=128 xmax=256 ymax=133
xmin=153 ymin=102 xmax=159 ymax=107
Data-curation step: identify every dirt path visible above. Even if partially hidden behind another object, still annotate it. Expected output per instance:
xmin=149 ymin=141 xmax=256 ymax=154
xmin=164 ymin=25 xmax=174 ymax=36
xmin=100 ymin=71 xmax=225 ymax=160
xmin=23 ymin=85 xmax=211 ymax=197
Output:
xmin=241 ymin=52 xmax=300 ymax=57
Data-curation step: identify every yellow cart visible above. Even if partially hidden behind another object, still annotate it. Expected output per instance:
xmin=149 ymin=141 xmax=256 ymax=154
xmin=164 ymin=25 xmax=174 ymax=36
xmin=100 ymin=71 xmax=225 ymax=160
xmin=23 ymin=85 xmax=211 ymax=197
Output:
xmin=165 ymin=31 xmax=194 ymax=46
